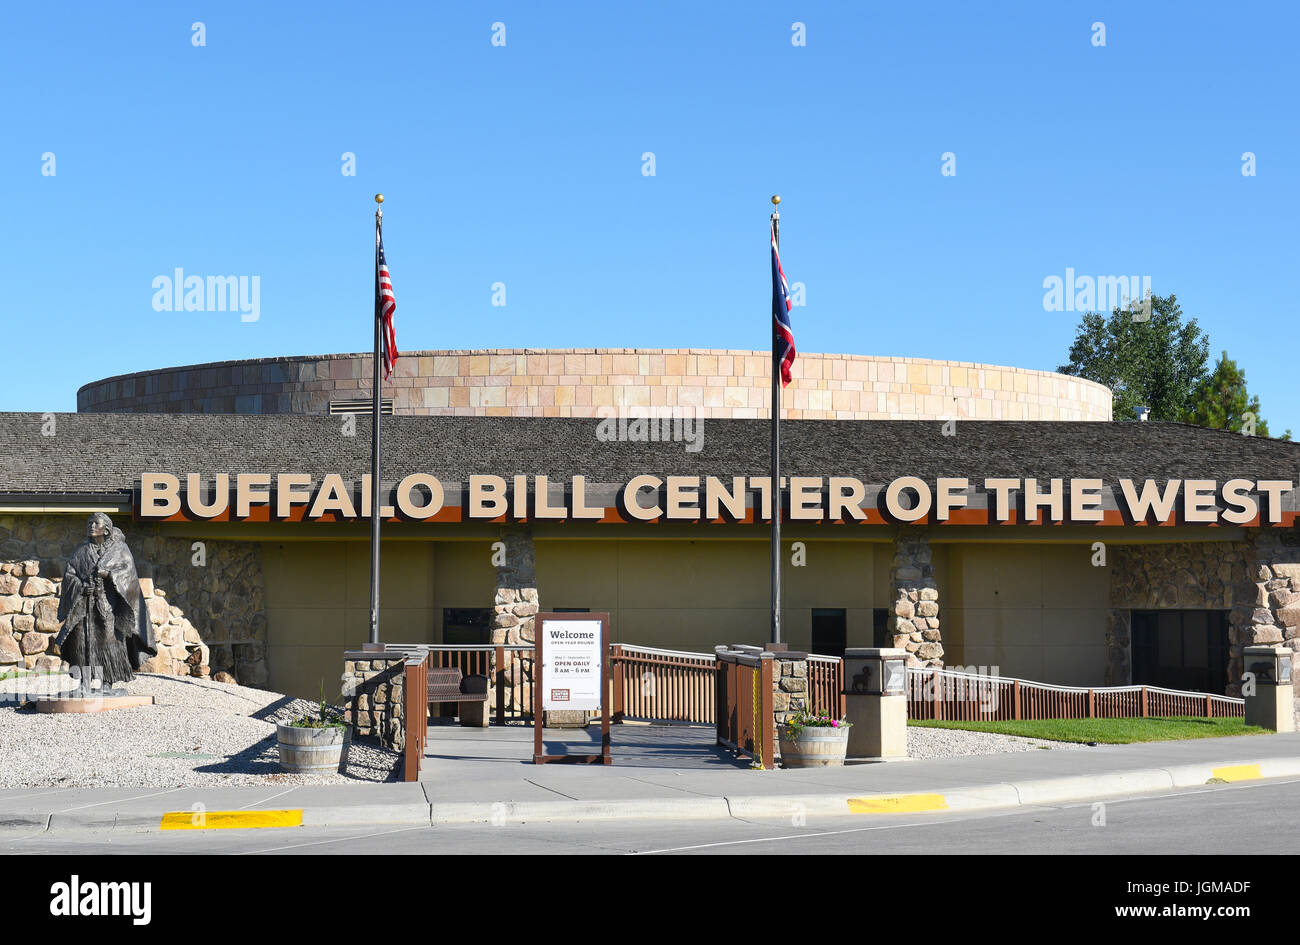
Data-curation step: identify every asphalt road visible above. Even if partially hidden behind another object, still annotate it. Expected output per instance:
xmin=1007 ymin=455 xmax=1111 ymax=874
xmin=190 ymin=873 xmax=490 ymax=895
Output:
xmin=4 ymin=776 xmax=1300 ymax=855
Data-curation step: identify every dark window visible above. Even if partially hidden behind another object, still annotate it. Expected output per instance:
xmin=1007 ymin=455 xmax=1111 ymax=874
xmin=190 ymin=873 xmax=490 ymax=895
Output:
xmin=811 ymin=608 xmax=847 ymax=658
xmin=872 ymin=608 xmax=891 ymax=648
xmin=1131 ymin=610 xmax=1230 ymax=695
xmin=442 ymin=608 xmax=493 ymax=645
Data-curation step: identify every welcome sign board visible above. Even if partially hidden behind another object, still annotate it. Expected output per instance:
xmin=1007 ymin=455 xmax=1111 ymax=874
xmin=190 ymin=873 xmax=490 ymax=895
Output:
xmin=540 ymin=619 xmax=604 ymax=711
xmin=532 ymin=612 xmax=611 ymax=765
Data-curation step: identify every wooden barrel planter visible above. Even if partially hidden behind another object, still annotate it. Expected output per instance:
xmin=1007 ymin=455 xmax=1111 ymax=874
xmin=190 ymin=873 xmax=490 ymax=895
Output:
xmin=779 ymin=725 xmax=850 ymax=768
xmin=276 ymin=722 xmax=350 ymax=775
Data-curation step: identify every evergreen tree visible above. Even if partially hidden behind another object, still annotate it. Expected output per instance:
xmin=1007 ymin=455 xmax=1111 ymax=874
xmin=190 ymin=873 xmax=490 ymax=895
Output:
xmin=1182 ymin=351 xmax=1290 ymax=440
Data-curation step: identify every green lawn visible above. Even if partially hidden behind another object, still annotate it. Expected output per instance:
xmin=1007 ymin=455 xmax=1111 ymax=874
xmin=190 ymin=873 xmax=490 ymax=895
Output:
xmin=909 ymin=716 xmax=1267 ymax=744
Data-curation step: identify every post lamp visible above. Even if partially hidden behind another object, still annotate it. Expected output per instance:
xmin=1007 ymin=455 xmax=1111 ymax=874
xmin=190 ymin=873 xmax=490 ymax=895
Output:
xmin=843 ymin=647 xmax=909 ymax=762
xmin=1243 ymin=645 xmax=1295 ymax=732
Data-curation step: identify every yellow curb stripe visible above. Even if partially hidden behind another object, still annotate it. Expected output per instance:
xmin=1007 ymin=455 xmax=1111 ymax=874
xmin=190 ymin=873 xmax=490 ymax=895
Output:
xmin=160 ymin=809 xmax=303 ymax=831
xmin=847 ymin=793 xmax=948 ymax=814
xmin=1210 ymin=764 xmax=1261 ymax=783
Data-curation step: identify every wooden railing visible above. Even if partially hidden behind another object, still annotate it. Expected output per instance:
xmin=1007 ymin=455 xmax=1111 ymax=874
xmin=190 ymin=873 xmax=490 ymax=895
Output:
xmin=610 ymin=644 xmax=716 ymax=724
xmin=806 ymin=655 xmax=845 ymax=719
xmin=401 ymin=654 xmax=429 ymax=782
xmin=379 ymin=644 xmax=535 ymax=724
xmin=906 ymin=667 xmax=1245 ymax=721
xmin=384 ymin=641 xmax=1244 ymax=752
xmin=714 ymin=646 xmax=775 ymax=768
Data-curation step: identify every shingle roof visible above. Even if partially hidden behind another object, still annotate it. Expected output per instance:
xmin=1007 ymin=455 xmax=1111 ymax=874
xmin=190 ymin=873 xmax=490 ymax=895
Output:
xmin=0 ymin=412 xmax=1297 ymax=497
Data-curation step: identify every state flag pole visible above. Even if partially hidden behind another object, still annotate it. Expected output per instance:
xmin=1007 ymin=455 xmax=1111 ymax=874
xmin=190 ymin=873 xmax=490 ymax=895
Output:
xmin=368 ymin=194 xmax=385 ymax=646
xmin=770 ymin=194 xmax=782 ymax=647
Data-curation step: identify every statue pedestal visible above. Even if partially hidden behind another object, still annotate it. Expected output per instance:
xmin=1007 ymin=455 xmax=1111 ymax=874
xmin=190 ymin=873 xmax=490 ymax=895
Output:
xmin=35 ymin=693 xmax=155 ymax=714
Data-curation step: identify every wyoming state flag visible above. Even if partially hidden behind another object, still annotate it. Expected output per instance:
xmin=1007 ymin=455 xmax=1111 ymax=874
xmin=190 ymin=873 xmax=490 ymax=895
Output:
xmin=771 ymin=223 xmax=795 ymax=386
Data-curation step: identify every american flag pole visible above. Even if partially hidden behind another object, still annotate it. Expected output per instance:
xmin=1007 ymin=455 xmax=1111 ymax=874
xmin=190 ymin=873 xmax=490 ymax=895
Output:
xmin=368 ymin=194 xmax=384 ymax=646
xmin=770 ymin=195 xmax=782 ymax=647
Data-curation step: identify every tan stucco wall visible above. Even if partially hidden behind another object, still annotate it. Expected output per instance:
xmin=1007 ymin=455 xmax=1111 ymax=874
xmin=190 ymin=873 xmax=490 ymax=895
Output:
xmin=534 ymin=537 xmax=895 ymax=652
xmin=942 ymin=543 xmax=1111 ymax=685
xmin=262 ymin=540 xmax=440 ymax=698
xmin=259 ymin=535 xmax=901 ymax=696
xmin=258 ymin=534 xmax=1109 ymax=698
xmin=430 ymin=541 xmax=499 ymax=636
xmin=177 ymin=527 xmax=1261 ymax=697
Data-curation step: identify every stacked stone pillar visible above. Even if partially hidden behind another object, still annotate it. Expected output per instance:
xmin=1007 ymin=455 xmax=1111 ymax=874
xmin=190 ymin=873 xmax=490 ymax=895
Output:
xmin=491 ymin=525 xmax=539 ymax=646
xmin=889 ymin=529 xmax=943 ymax=667
xmin=491 ymin=525 xmax=540 ymax=716
xmin=1228 ymin=530 xmax=1300 ymax=695
xmin=772 ymin=653 xmax=808 ymax=725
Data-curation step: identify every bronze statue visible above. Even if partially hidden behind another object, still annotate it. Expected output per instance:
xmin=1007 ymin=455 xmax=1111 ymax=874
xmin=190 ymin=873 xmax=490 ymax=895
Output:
xmin=55 ymin=513 xmax=156 ymax=689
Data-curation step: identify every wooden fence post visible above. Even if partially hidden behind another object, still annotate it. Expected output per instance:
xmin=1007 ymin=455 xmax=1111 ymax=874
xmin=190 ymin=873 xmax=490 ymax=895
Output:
xmin=1141 ymin=686 xmax=1148 ymax=718
xmin=715 ymin=657 xmax=725 ymax=745
xmin=1012 ymin=679 xmax=1020 ymax=720
xmin=611 ymin=644 xmax=625 ymax=723
xmin=720 ymin=659 xmax=727 ymax=744
xmin=402 ymin=656 xmax=428 ymax=782
xmin=761 ymin=654 xmax=775 ymax=770
xmin=494 ymin=645 xmax=506 ymax=726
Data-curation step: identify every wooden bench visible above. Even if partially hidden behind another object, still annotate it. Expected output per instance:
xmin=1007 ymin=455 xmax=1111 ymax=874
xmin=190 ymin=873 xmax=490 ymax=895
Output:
xmin=428 ymin=666 xmax=490 ymax=727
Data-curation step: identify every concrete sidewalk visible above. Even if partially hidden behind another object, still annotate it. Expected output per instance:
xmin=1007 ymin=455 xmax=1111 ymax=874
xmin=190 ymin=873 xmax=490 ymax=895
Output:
xmin=4 ymin=727 xmax=1300 ymax=833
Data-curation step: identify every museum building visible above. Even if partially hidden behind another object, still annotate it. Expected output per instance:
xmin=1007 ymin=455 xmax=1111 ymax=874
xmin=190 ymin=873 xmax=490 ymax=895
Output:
xmin=2 ymin=348 xmax=1299 ymax=701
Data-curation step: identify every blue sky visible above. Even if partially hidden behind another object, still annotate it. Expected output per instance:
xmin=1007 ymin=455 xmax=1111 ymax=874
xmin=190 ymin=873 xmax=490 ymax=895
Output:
xmin=2 ymin=2 xmax=1296 ymax=432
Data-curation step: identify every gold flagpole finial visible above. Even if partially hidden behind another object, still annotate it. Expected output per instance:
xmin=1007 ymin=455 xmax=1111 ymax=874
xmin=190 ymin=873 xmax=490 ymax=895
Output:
xmin=770 ymin=194 xmax=780 ymax=206
xmin=374 ymin=193 xmax=384 ymax=204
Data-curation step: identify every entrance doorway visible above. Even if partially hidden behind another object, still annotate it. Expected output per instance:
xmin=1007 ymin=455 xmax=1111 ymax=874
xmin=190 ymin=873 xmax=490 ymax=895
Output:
xmin=442 ymin=608 xmax=493 ymax=645
xmin=810 ymin=609 xmax=846 ymax=657
xmin=1131 ymin=610 xmax=1230 ymax=694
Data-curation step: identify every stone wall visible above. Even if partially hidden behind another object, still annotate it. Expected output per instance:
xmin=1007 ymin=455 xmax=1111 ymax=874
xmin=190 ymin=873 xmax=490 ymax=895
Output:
xmin=1236 ymin=530 xmax=1300 ymax=692
xmin=0 ymin=514 xmax=269 ymax=686
xmin=341 ymin=654 xmax=407 ymax=750
xmin=890 ymin=530 xmax=943 ymax=668
xmin=77 ymin=349 xmax=1114 ymax=421
xmin=1107 ymin=533 xmax=1300 ymax=693
xmin=772 ymin=653 xmax=808 ymax=726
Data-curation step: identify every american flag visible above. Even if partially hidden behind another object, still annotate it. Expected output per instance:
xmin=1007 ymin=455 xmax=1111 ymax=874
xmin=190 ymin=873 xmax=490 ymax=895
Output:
xmin=771 ymin=222 xmax=796 ymax=386
xmin=376 ymin=227 xmax=398 ymax=379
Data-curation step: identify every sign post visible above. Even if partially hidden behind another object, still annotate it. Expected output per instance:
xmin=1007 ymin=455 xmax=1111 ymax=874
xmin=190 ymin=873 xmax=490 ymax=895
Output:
xmin=532 ymin=612 xmax=611 ymax=765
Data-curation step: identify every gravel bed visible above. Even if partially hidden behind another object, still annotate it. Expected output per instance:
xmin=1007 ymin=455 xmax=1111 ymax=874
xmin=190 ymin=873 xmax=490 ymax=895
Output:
xmin=0 ymin=674 xmax=399 ymax=788
xmin=906 ymin=725 xmax=1084 ymax=759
